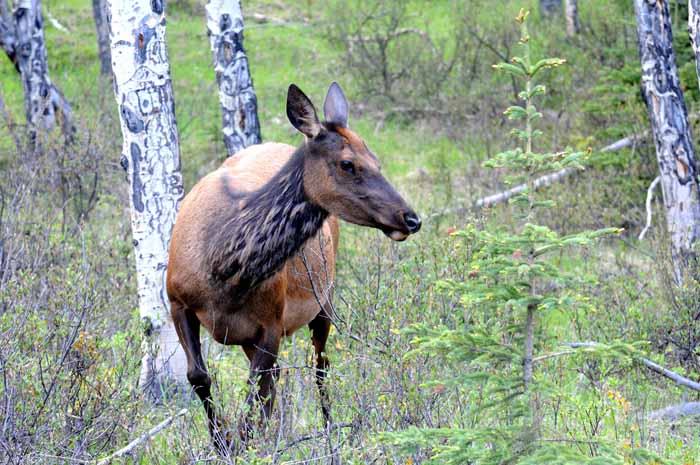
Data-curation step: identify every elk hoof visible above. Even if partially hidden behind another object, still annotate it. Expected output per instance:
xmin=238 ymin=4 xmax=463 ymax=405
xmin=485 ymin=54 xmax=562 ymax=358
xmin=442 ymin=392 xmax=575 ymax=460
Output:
xmin=210 ymin=420 xmax=236 ymax=456
xmin=238 ymin=419 xmax=254 ymax=443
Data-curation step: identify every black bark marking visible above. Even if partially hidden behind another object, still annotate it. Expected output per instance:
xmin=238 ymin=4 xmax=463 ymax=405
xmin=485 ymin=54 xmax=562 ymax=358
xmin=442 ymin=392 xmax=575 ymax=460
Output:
xmin=219 ymin=13 xmax=232 ymax=31
xmin=135 ymin=23 xmax=156 ymax=64
xmin=130 ymin=143 xmax=144 ymax=213
xmin=121 ymin=104 xmax=144 ymax=133
xmin=151 ymin=0 xmax=164 ymax=14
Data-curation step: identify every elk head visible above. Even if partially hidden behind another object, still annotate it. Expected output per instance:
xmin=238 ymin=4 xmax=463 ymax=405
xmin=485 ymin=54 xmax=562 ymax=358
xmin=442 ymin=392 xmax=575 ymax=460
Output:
xmin=287 ymin=82 xmax=421 ymax=241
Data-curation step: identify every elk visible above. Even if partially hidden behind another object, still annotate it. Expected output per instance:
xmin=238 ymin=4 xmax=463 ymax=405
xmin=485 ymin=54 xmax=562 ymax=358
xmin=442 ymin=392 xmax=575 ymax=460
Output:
xmin=166 ymin=82 xmax=421 ymax=451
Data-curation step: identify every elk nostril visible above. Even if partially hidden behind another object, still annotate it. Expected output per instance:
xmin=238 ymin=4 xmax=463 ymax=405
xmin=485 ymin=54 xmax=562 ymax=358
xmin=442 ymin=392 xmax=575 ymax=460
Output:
xmin=403 ymin=212 xmax=422 ymax=233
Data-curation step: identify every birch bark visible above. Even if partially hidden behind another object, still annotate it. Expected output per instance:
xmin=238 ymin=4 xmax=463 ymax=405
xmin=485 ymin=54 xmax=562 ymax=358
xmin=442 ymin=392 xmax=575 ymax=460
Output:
xmin=540 ymin=0 xmax=562 ymax=17
xmin=0 ymin=0 xmax=74 ymax=142
xmin=206 ymin=0 xmax=261 ymax=156
xmin=565 ymin=0 xmax=580 ymax=36
xmin=634 ymin=0 xmax=700 ymax=277
xmin=690 ymin=1 xmax=700 ymax=92
xmin=107 ymin=0 xmax=188 ymax=400
xmin=92 ymin=0 xmax=111 ymax=75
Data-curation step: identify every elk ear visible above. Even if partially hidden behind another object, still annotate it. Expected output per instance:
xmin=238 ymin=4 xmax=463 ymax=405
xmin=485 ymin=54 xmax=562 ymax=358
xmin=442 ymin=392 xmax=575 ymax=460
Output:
xmin=323 ymin=82 xmax=348 ymax=127
xmin=287 ymin=84 xmax=321 ymax=138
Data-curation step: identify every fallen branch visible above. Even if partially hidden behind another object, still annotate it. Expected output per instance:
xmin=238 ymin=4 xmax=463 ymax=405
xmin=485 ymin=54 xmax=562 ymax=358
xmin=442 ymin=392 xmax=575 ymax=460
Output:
xmin=95 ymin=409 xmax=187 ymax=465
xmin=638 ymin=176 xmax=661 ymax=241
xmin=45 ymin=9 xmax=69 ymax=33
xmin=565 ymin=342 xmax=700 ymax=392
xmin=247 ymin=12 xmax=287 ymax=25
xmin=648 ymin=401 xmax=700 ymax=421
xmin=474 ymin=134 xmax=643 ymax=209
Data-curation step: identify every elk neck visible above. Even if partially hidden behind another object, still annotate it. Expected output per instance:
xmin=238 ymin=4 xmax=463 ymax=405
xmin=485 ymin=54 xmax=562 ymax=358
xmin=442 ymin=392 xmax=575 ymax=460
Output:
xmin=206 ymin=145 xmax=328 ymax=293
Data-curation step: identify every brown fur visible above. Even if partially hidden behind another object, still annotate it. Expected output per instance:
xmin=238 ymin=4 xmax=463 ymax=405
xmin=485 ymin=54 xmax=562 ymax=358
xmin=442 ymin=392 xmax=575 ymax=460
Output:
xmin=167 ymin=83 xmax=420 ymax=454
xmin=168 ymin=143 xmax=339 ymax=339
xmin=167 ymin=143 xmax=339 ymax=449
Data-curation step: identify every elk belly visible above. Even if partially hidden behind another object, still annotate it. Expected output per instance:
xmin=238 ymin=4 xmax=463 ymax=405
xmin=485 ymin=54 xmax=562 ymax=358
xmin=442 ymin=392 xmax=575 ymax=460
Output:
xmin=282 ymin=297 xmax=324 ymax=336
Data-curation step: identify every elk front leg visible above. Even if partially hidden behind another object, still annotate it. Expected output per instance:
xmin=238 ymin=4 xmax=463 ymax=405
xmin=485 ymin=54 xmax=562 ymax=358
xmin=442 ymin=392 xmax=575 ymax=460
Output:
xmin=171 ymin=302 xmax=229 ymax=452
xmin=240 ymin=327 xmax=281 ymax=440
xmin=309 ymin=309 xmax=332 ymax=425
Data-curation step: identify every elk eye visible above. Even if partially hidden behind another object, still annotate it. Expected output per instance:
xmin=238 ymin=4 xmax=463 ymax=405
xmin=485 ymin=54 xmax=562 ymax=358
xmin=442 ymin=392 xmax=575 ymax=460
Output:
xmin=340 ymin=160 xmax=356 ymax=175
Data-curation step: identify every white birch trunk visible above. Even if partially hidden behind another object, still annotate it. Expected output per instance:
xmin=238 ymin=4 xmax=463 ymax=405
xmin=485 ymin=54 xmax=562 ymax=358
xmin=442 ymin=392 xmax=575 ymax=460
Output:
xmin=206 ymin=0 xmax=261 ymax=156
xmin=8 ymin=0 xmax=74 ymax=142
xmin=635 ymin=0 xmax=700 ymax=279
xmin=690 ymin=0 xmax=700 ymax=91
xmin=107 ymin=0 xmax=188 ymax=401
xmin=565 ymin=0 xmax=580 ymax=36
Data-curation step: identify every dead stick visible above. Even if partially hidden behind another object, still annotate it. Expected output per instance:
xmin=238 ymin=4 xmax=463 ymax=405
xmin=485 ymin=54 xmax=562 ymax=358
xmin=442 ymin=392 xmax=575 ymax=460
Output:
xmin=565 ymin=342 xmax=700 ymax=392
xmin=95 ymin=409 xmax=188 ymax=465
xmin=474 ymin=134 xmax=643 ymax=209
xmin=638 ymin=176 xmax=660 ymax=241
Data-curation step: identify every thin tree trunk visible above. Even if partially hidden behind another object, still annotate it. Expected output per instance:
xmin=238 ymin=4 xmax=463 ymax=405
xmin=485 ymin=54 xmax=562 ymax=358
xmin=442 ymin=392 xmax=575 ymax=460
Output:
xmin=206 ymin=0 xmax=261 ymax=157
xmin=540 ymin=0 xmax=562 ymax=17
xmin=690 ymin=0 xmax=700 ymax=91
xmin=107 ymin=0 xmax=188 ymax=401
xmin=0 ymin=0 xmax=74 ymax=142
xmin=565 ymin=0 xmax=580 ymax=36
xmin=0 ymin=0 xmax=17 ymax=68
xmin=92 ymin=0 xmax=111 ymax=75
xmin=635 ymin=0 xmax=700 ymax=280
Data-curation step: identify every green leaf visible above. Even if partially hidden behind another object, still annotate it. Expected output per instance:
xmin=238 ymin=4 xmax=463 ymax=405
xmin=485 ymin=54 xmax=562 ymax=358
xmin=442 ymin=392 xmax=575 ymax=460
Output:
xmin=493 ymin=62 xmax=527 ymax=77
xmin=531 ymin=57 xmax=567 ymax=76
xmin=504 ymin=105 xmax=527 ymax=120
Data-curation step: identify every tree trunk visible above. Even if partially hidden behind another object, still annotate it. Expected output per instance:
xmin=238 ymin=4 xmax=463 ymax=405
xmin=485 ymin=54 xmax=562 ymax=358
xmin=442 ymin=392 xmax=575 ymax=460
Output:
xmin=690 ymin=0 xmax=700 ymax=91
xmin=540 ymin=0 xmax=562 ymax=17
xmin=206 ymin=0 xmax=261 ymax=157
xmin=92 ymin=0 xmax=111 ymax=75
xmin=107 ymin=0 xmax=189 ymax=401
xmin=0 ymin=0 xmax=75 ymax=142
xmin=564 ymin=0 xmax=580 ymax=36
xmin=635 ymin=0 xmax=700 ymax=279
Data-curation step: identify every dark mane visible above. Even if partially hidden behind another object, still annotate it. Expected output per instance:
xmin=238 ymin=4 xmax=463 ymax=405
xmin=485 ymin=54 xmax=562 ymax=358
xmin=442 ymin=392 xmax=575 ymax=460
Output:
xmin=204 ymin=146 xmax=328 ymax=294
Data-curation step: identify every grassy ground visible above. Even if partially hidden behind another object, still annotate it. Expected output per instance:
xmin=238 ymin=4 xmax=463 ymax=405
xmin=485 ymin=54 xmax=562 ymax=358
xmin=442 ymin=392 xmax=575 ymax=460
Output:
xmin=1 ymin=0 xmax=699 ymax=464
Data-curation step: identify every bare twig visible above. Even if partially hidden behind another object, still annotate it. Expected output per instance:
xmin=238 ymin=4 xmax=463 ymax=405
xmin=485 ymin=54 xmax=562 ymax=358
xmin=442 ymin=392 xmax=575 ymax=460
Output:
xmin=532 ymin=350 xmax=575 ymax=363
xmin=95 ymin=409 xmax=187 ymax=465
xmin=638 ymin=176 xmax=660 ymax=241
xmin=565 ymin=342 xmax=700 ymax=392
xmin=274 ymin=422 xmax=354 ymax=457
xmin=247 ymin=12 xmax=288 ymax=25
xmin=45 ymin=9 xmax=69 ymax=33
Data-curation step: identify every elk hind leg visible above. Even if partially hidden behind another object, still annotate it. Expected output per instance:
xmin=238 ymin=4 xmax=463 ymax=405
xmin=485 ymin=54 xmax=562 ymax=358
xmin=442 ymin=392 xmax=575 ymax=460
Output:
xmin=239 ymin=327 xmax=281 ymax=440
